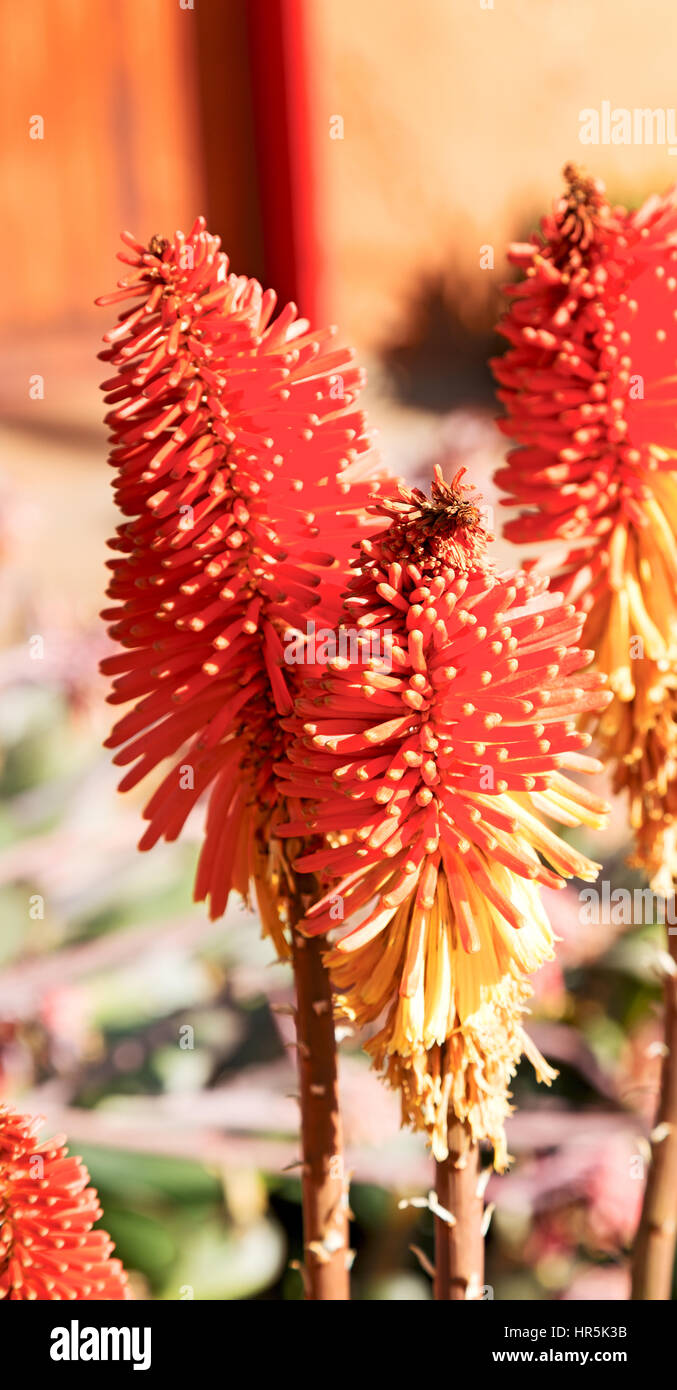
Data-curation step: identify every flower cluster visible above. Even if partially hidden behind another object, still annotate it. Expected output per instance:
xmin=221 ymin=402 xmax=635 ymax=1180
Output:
xmin=0 ymin=1105 xmax=129 ymax=1300
xmin=98 ymin=220 xmax=381 ymax=947
xmin=492 ymin=165 xmax=677 ymax=892
xmin=278 ymin=468 xmax=610 ymax=1165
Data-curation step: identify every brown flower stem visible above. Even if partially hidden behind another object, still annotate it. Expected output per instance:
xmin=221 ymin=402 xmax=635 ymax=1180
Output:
xmin=290 ymin=912 xmax=350 ymax=1300
xmin=434 ymin=1119 xmax=484 ymax=1300
xmin=631 ymin=928 xmax=677 ymax=1301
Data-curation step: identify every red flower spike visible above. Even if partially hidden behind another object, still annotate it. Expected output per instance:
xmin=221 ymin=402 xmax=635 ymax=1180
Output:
xmin=0 ymin=1104 xmax=130 ymax=1301
xmin=278 ymin=468 xmax=611 ymax=1165
xmin=492 ymin=166 xmax=677 ymax=891
xmin=98 ymin=221 xmax=383 ymax=942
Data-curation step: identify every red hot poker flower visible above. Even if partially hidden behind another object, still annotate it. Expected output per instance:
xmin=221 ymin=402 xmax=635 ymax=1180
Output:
xmin=278 ymin=468 xmax=610 ymax=1165
xmin=492 ymin=166 xmax=677 ymax=891
xmin=0 ymin=1104 xmax=130 ymax=1300
xmin=97 ymin=221 xmax=382 ymax=944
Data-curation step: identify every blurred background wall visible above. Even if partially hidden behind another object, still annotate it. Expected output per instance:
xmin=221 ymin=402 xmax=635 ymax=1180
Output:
xmin=5 ymin=0 xmax=677 ymax=584
xmin=314 ymin=0 xmax=677 ymax=346
xmin=0 ymin=0 xmax=675 ymax=1300
xmin=5 ymin=0 xmax=677 ymax=347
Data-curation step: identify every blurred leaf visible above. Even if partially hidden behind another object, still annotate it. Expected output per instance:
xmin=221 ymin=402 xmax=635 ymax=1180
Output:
xmin=0 ymin=884 xmax=41 ymax=965
xmin=79 ymin=1145 xmax=223 ymax=1206
xmin=364 ymin=1273 xmax=430 ymax=1300
xmin=350 ymin=1183 xmax=395 ymax=1229
xmin=89 ymin=956 xmax=214 ymax=1030
xmin=158 ymin=1218 xmax=285 ymax=1300
xmin=602 ymin=925 xmax=663 ymax=983
xmin=100 ymin=1205 xmax=177 ymax=1282
xmin=151 ymin=1044 xmax=213 ymax=1094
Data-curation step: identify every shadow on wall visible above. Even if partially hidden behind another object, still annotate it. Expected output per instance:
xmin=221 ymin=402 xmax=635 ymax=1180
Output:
xmin=379 ymin=269 xmax=506 ymax=411
xmin=377 ymin=193 xmax=562 ymax=413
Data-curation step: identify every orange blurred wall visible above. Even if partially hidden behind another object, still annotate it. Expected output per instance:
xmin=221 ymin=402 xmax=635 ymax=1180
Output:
xmin=1 ymin=0 xmax=204 ymax=334
xmin=306 ymin=0 xmax=677 ymax=349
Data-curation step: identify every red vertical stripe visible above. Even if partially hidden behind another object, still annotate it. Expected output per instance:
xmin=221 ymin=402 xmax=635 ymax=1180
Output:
xmin=247 ymin=0 xmax=322 ymax=321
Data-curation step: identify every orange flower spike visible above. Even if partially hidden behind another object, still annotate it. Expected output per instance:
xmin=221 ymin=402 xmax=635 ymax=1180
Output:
xmin=98 ymin=220 xmax=383 ymax=944
xmin=492 ymin=166 xmax=677 ymax=892
xmin=0 ymin=1105 xmax=130 ymax=1301
xmin=278 ymin=468 xmax=611 ymax=1166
